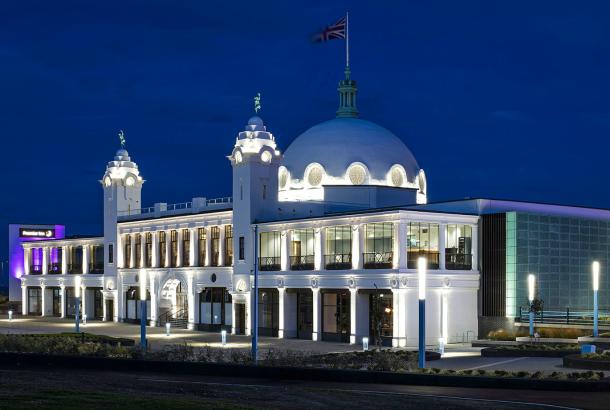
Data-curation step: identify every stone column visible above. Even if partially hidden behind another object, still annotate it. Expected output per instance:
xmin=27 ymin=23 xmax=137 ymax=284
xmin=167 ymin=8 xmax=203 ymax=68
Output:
xmin=82 ymin=245 xmax=89 ymax=274
xmin=471 ymin=223 xmax=478 ymax=271
xmin=177 ymin=229 xmax=183 ymax=268
xmin=149 ymin=273 xmax=157 ymax=326
xmin=141 ymin=233 xmax=146 ymax=268
xmin=439 ymin=223 xmax=446 ymax=270
xmin=40 ymin=285 xmax=46 ymax=316
xmin=205 ymin=228 xmax=211 ymax=266
xmin=281 ymin=230 xmax=291 ymax=271
xmin=21 ymin=284 xmax=27 ymax=315
xmin=190 ymin=228 xmax=197 ymax=267
xmin=314 ymin=228 xmax=325 ymax=271
xmin=312 ymin=288 xmax=320 ymax=341
xmin=231 ymin=298 xmax=237 ymax=335
xmin=244 ymin=292 xmax=251 ymax=336
xmin=391 ymin=288 xmax=401 ymax=347
xmin=278 ymin=287 xmax=286 ymax=339
xmin=352 ymin=224 xmax=363 ymax=270
xmin=165 ymin=231 xmax=171 ymax=268
xmin=102 ymin=292 xmax=107 ymax=321
xmin=394 ymin=221 xmax=407 ymax=270
xmin=112 ymin=290 xmax=119 ymax=323
xmin=81 ymin=284 xmax=87 ymax=320
xmin=61 ymin=247 xmax=68 ymax=274
xmin=218 ymin=226 xmax=225 ymax=267
xmin=130 ymin=236 xmax=136 ymax=268
xmin=151 ymin=232 xmax=159 ymax=268
xmin=116 ymin=234 xmax=123 ymax=268
xmin=116 ymin=275 xmax=123 ymax=322
xmin=349 ymin=288 xmax=357 ymax=344
xmin=187 ymin=275 xmax=195 ymax=330
xmin=60 ymin=284 xmax=66 ymax=318
xmin=42 ymin=247 xmax=49 ymax=275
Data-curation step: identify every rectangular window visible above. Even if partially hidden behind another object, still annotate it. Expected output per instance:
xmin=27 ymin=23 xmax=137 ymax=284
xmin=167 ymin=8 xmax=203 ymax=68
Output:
xmin=239 ymin=236 xmax=245 ymax=260
xmin=145 ymin=233 xmax=152 ymax=268
xmin=170 ymin=230 xmax=178 ymax=268
xmin=407 ymin=222 xmax=440 ymax=269
xmin=159 ymin=231 xmax=167 ymax=267
xmin=325 ymin=226 xmax=352 ymax=270
xmin=134 ymin=234 xmax=142 ymax=268
xmin=224 ymin=225 xmax=233 ymax=266
xmin=259 ymin=231 xmax=281 ymax=271
xmin=69 ymin=246 xmax=83 ymax=274
xmin=445 ymin=224 xmax=473 ymax=270
xmin=108 ymin=243 xmax=114 ymax=264
xmin=363 ymin=223 xmax=394 ymax=269
xmin=124 ymin=235 xmax=132 ymax=268
xmin=210 ymin=227 xmax=220 ymax=266
xmin=198 ymin=228 xmax=206 ymax=267
xmin=290 ymin=228 xmax=315 ymax=270
xmin=28 ymin=287 xmax=42 ymax=315
xmin=182 ymin=229 xmax=191 ymax=267
xmin=90 ymin=245 xmax=104 ymax=274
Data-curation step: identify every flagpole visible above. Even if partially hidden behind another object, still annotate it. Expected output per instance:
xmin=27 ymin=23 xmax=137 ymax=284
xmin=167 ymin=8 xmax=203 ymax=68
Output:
xmin=346 ymin=11 xmax=350 ymax=69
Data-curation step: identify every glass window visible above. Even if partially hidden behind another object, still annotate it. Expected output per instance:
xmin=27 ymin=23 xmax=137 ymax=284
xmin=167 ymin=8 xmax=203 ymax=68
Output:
xmin=135 ymin=234 xmax=142 ymax=268
xmin=239 ymin=236 xmax=245 ymax=260
xmin=211 ymin=227 xmax=220 ymax=266
xmin=258 ymin=289 xmax=279 ymax=337
xmin=198 ymin=228 xmax=206 ymax=267
xmin=182 ymin=229 xmax=190 ymax=267
xmin=28 ymin=287 xmax=41 ymax=315
xmin=108 ymin=244 xmax=114 ymax=264
xmin=145 ymin=233 xmax=152 ymax=267
xmin=407 ymin=222 xmax=440 ymax=269
xmin=363 ymin=223 xmax=393 ymax=269
xmin=159 ymin=231 xmax=167 ymax=267
xmin=325 ymin=226 xmax=352 ymax=269
xmin=259 ymin=231 xmax=281 ymax=271
xmin=170 ymin=230 xmax=178 ymax=267
xmin=224 ymin=225 xmax=233 ymax=266
xmin=124 ymin=235 xmax=131 ymax=268
xmin=290 ymin=228 xmax=314 ymax=270
xmin=446 ymin=224 xmax=473 ymax=270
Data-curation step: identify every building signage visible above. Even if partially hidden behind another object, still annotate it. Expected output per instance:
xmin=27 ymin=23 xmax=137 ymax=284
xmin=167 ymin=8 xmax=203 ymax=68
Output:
xmin=19 ymin=228 xmax=55 ymax=239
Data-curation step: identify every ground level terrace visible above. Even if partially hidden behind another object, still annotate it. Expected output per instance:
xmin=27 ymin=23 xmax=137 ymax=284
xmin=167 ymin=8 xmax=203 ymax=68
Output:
xmin=20 ymin=271 xmax=478 ymax=348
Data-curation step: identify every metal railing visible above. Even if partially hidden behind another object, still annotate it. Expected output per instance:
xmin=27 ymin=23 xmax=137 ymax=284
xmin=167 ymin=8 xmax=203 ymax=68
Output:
xmin=363 ymin=252 xmax=393 ymax=269
xmin=117 ymin=197 xmax=233 ymax=217
xmin=324 ymin=254 xmax=352 ymax=270
xmin=446 ymin=253 xmax=472 ymax=270
xmin=290 ymin=255 xmax=315 ymax=271
xmin=259 ymin=256 xmax=281 ymax=271
xmin=88 ymin=263 xmax=104 ymax=274
xmin=48 ymin=263 xmax=62 ymax=274
xmin=517 ymin=306 xmax=610 ymax=325
xmin=67 ymin=264 xmax=82 ymax=274
xmin=407 ymin=251 xmax=440 ymax=269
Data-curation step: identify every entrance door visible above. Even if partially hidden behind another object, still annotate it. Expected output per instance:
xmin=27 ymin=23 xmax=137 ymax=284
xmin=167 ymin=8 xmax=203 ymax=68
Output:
xmin=321 ymin=290 xmax=350 ymax=343
xmin=235 ymin=303 xmax=246 ymax=335
xmin=369 ymin=292 xmax=393 ymax=347
xmin=105 ymin=299 xmax=114 ymax=321
xmin=52 ymin=288 xmax=61 ymax=316
xmin=94 ymin=289 xmax=103 ymax=319
xmin=296 ymin=289 xmax=313 ymax=340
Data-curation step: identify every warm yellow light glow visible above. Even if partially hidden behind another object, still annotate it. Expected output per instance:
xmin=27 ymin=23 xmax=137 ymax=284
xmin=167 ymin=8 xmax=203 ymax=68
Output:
xmin=527 ymin=274 xmax=535 ymax=302
xmin=139 ymin=271 xmax=147 ymax=301
xmin=593 ymin=261 xmax=600 ymax=291
xmin=418 ymin=257 xmax=427 ymax=300
xmin=74 ymin=276 xmax=81 ymax=298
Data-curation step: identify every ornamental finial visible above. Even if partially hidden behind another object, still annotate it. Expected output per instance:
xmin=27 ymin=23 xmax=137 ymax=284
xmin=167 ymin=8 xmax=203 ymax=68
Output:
xmin=254 ymin=93 xmax=261 ymax=114
xmin=118 ymin=130 xmax=126 ymax=149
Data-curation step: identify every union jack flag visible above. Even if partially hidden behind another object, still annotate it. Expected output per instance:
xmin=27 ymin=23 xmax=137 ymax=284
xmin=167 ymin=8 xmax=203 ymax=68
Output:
xmin=312 ymin=16 xmax=346 ymax=43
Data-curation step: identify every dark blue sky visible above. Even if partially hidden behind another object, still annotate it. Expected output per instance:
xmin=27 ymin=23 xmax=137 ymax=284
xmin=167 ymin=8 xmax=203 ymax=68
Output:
xmin=2 ymin=0 xmax=610 ymax=273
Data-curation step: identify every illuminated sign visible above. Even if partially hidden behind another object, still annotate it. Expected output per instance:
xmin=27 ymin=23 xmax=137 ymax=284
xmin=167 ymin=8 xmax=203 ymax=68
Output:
xmin=19 ymin=228 xmax=55 ymax=239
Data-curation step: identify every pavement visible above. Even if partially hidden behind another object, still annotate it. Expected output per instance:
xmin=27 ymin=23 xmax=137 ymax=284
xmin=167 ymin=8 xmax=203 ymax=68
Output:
xmin=0 ymin=315 xmax=596 ymax=374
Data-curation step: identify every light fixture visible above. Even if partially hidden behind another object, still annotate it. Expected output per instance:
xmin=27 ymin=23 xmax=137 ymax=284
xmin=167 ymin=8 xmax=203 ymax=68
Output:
xmin=74 ymin=276 xmax=81 ymax=298
xmin=125 ymin=176 xmax=135 ymax=187
xmin=260 ymin=151 xmax=272 ymax=163
xmin=221 ymin=329 xmax=227 ymax=346
xmin=166 ymin=322 xmax=171 ymax=336
xmin=8 ymin=310 xmax=13 ymax=321
xmin=593 ymin=261 xmax=600 ymax=337
xmin=527 ymin=274 xmax=535 ymax=303
xmin=139 ymin=271 xmax=147 ymax=301
xmin=593 ymin=261 xmax=600 ymax=292
xmin=362 ymin=337 xmax=369 ymax=351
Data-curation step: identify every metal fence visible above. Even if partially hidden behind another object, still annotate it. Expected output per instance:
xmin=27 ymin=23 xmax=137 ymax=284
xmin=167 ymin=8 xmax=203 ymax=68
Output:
xmin=518 ymin=306 xmax=610 ymax=325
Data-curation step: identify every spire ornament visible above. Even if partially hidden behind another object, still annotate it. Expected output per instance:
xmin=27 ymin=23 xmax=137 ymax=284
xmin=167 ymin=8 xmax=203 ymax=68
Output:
xmin=118 ymin=130 xmax=126 ymax=149
xmin=254 ymin=93 xmax=262 ymax=114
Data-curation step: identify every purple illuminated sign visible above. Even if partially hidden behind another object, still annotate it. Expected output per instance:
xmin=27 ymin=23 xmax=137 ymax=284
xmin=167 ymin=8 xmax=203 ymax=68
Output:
xmin=19 ymin=228 xmax=56 ymax=239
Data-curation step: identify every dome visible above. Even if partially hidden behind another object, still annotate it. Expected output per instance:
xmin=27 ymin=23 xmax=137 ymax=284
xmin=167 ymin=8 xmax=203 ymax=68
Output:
xmin=282 ymin=118 xmax=420 ymax=184
xmin=115 ymin=149 xmax=130 ymax=161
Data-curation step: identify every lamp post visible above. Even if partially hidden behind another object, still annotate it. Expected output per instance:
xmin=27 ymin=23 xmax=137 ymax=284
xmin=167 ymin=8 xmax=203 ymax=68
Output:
xmin=528 ymin=274 xmax=535 ymax=338
xmin=418 ymin=256 xmax=427 ymax=369
xmin=74 ymin=275 xmax=81 ymax=333
xmin=593 ymin=261 xmax=600 ymax=337
xmin=140 ymin=271 xmax=148 ymax=351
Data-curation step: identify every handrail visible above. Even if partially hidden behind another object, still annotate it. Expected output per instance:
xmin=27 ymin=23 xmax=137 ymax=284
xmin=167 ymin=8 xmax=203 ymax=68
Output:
xmin=158 ymin=307 xmax=188 ymax=324
xmin=118 ymin=197 xmax=233 ymax=217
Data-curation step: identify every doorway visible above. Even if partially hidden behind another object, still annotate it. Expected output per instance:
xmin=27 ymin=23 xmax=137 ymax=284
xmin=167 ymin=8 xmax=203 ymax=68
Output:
xmin=235 ymin=303 xmax=246 ymax=335
xmin=321 ymin=289 xmax=350 ymax=343
xmin=52 ymin=288 xmax=61 ymax=316
xmin=105 ymin=299 xmax=114 ymax=321
xmin=296 ymin=289 xmax=313 ymax=340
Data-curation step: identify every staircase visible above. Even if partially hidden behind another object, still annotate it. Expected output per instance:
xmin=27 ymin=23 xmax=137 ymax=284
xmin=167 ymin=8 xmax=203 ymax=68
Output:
xmin=158 ymin=308 xmax=188 ymax=329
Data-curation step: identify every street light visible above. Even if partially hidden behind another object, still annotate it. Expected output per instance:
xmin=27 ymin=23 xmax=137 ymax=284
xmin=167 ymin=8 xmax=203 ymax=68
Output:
xmin=527 ymin=274 xmax=535 ymax=338
xmin=74 ymin=275 xmax=81 ymax=333
xmin=140 ymin=271 xmax=148 ymax=351
xmin=418 ymin=256 xmax=427 ymax=369
xmin=593 ymin=261 xmax=600 ymax=337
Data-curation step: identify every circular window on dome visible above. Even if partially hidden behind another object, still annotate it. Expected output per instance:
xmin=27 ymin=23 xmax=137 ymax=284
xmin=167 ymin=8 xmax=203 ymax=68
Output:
xmin=389 ymin=165 xmax=406 ymax=187
xmin=260 ymin=150 xmax=272 ymax=163
xmin=347 ymin=163 xmax=367 ymax=185
xmin=278 ymin=167 xmax=289 ymax=189
xmin=418 ymin=169 xmax=427 ymax=194
xmin=305 ymin=163 xmax=325 ymax=187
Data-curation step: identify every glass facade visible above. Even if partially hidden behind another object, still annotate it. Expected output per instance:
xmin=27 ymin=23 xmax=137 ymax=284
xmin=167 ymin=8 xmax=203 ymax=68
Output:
xmin=446 ymin=224 xmax=472 ymax=270
xmin=325 ymin=226 xmax=352 ymax=270
xmin=290 ymin=228 xmax=314 ymax=270
xmin=363 ymin=223 xmax=393 ymax=269
xmin=224 ymin=225 xmax=233 ymax=266
xmin=507 ymin=212 xmax=610 ymax=316
xmin=182 ymin=229 xmax=190 ymax=267
xmin=407 ymin=222 xmax=439 ymax=269
xmin=259 ymin=231 xmax=281 ymax=271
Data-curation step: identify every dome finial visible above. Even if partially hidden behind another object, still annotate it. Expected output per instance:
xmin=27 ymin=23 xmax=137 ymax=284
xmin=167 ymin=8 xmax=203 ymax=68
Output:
xmin=336 ymin=66 xmax=359 ymax=118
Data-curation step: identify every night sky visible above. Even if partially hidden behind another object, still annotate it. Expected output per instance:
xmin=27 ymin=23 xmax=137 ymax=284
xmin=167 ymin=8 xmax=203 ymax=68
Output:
xmin=1 ymin=1 xmax=609 ymax=282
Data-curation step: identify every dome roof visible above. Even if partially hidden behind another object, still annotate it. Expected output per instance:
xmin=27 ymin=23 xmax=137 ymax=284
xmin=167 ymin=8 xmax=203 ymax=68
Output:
xmin=282 ymin=118 xmax=420 ymax=183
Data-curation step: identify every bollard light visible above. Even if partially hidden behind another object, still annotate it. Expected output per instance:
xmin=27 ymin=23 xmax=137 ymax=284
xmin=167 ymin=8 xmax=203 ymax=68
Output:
xmin=438 ymin=337 xmax=445 ymax=356
xmin=362 ymin=336 xmax=369 ymax=352
xmin=527 ymin=274 xmax=535 ymax=338
xmin=221 ymin=329 xmax=227 ymax=346
xmin=8 ymin=310 xmax=13 ymax=321
xmin=593 ymin=261 xmax=600 ymax=337
xmin=166 ymin=322 xmax=171 ymax=336
xmin=82 ymin=314 xmax=87 ymax=326
xmin=418 ymin=256 xmax=427 ymax=369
